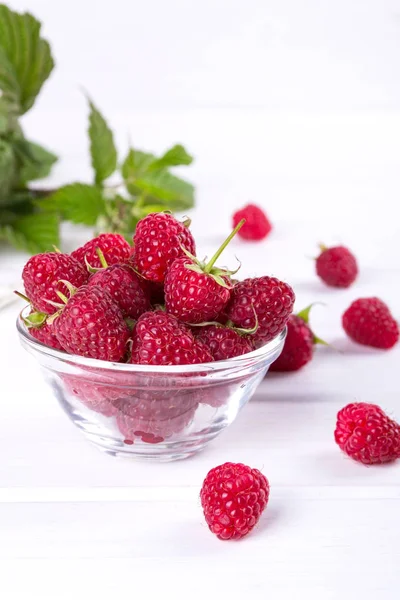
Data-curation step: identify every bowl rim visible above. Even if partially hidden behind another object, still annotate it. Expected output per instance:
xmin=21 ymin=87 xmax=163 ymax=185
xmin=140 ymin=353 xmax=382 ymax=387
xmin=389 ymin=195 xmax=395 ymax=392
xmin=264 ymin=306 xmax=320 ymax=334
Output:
xmin=16 ymin=305 xmax=286 ymax=374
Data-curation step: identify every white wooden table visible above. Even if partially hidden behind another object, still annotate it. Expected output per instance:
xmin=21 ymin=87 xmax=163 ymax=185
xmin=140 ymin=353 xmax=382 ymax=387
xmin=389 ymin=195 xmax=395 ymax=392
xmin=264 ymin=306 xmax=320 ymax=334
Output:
xmin=1 ymin=223 xmax=399 ymax=600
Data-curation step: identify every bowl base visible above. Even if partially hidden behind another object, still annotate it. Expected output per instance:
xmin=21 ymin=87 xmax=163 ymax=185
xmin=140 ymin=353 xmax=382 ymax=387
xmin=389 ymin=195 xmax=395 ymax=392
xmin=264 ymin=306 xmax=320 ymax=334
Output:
xmin=83 ymin=430 xmax=214 ymax=461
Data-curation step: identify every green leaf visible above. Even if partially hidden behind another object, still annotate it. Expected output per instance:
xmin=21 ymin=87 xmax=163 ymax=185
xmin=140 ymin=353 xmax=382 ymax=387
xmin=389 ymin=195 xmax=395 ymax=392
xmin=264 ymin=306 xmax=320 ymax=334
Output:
xmin=134 ymin=170 xmax=195 ymax=211
xmin=0 ymin=138 xmax=16 ymax=204
xmin=0 ymin=5 xmax=54 ymax=114
xmin=148 ymin=144 xmax=193 ymax=170
xmin=87 ymin=98 xmax=117 ymax=184
xmin=121 ymin=148 xmax=155 ymax=182
xmin=42 ymin=183 xmax=106 ymax=226
xmin=16 ymin=140 xmax=57 ymax=184
xmin=0 ymin=95 xmax=20 ymax=134
xmin=0 ymin=211 xmax=59 ymax=253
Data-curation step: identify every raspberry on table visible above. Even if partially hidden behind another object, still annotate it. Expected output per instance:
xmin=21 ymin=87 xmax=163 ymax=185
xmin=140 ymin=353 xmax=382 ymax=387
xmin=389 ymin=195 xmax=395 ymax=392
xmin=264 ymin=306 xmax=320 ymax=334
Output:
xmin=22 ymin=252 xmax=88 ymax=314
xmin=232 ymin=203 xmax=272 ymax=241
xmin=133 ymin=213 xmax=196 ymax=283
xmin=71 ymin=233 xmax=131 ymax=268
xmin=342 ymin=297 xmax=399 ymax=349
xmin=200 ymin=462 xmax=270 ymax=540
xmin=334 ymin=402 xmax=400 ymax=464
xmin=316 ymin=244 xmax=358 ymax=288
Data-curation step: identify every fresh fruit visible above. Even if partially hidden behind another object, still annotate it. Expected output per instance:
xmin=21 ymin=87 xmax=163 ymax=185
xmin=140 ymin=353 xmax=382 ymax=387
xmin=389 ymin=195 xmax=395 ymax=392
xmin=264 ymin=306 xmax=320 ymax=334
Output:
xmin=87 ymin=251 xmax=150 ymax=319
xmin=131 ymin=310 xmax=213 ymax=365
xmin=164 ymin=220 xmax=244 ymax=324
xmin=63 ymin=374 xmax=119 ymax=417
xmin=115 ymin=390 xmax=199 ymax=442
xmin=200 ymin=462 xmax=270 ymax=540
xmin=24 ymin=311 xmax=65 ymax=351
xmin=22 ymin=252 xmax=88 ymax=314
xmin=334 ymin=402 xmax=400 ymax=464
xmin=71 ymin=233 xmax=131 ymax=269
xmin=226 ymin=276 xmax=295 ymax=346
xmin=133 ymin=213 xmax=196 ymax=283
xmin=195 ymin=324 xmax=254 ymax=360
xmin=316 ymin=244 xmax=358 ymax=288
xmin=232 ymin=203 xmax=272 ymax=241
xmin=52 ymin=285 xmax=130 ymax=362
xmin=342 ymin=297 xmax=399 ymax=349
xmin=270 ymin=305 xmax=326 ymax=372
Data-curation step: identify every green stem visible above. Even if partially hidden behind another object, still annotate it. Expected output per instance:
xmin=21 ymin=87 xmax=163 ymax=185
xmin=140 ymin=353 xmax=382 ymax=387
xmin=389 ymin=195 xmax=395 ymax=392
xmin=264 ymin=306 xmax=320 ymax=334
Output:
xmin=14 ymin=291 xmax=30 ymax=304
xmin=96 ymin=247 xmax=109 ymax=269
xmin=204 ymin=219 xmax=245 ymax=274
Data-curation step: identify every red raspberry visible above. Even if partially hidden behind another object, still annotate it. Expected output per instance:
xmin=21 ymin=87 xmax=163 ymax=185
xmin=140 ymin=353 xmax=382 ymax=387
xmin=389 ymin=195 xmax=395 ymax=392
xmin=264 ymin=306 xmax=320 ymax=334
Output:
xmin=334 ymin=402 xmax=400 ymax=464
xmin=195 ymin=325 xmax=254 ymax=361
xmin=115 ymin=391 xmax=199 ymax=441
xmin=52 ymin=285 xmax=130 ymax=362
xmin=232 ymin=203 xmax=272 ymax=241
xmin=22 ymin=252 xmax=88 ymax=314
xmin=316 ymin=244 xmax=358 ymax=288
xmin=226 ymin=276 xmax=295 ymax=347
xmin=131 ymin=310 xmax=213 ymax=365
xmin=71 ymin=233 xmax=131 ymax=269
xmin=28 ymin=319 xmax=65 ymax=351
xmin=63 ymin=375 xmax=119 ymax=417
xmin=270 ymin=305 xmax=325 ymax=372
xmin=133 ymin=213 xmax=196 ymax=283
xmin=165 ymin=257 xmax=231 ymax=324
xmin=200 ymin=462 xmax=270 ymax=540
xmin=87 ymin=264 xmax=150 ymax=319
xmin=164 ymin=221 xmax=245 ymax=324
xmin=342 ymin=297 xmax=399 ymax=349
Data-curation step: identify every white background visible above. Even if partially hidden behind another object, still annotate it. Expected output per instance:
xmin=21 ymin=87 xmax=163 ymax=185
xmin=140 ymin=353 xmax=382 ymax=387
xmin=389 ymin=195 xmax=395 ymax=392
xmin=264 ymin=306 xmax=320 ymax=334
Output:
xmin=1 ymin=1 xmax=400 ymax=599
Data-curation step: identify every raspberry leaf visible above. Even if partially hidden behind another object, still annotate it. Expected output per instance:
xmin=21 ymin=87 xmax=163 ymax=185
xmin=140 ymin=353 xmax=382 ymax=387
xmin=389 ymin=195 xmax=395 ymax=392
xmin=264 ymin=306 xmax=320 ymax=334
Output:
xmin=0 ymin=211 xmax=59 ymax=253
xmin=87 ymin=98 xmax=118 ymax=185
xmin=148 ymin=144 xmax=193 ymax=170
xmin=16 ymin=140 xmax=57 ymax=184
xmin=42 ymin=183 xmax=106 ymax=226
xmin=0 ymin=5 xmax=54 ymax=114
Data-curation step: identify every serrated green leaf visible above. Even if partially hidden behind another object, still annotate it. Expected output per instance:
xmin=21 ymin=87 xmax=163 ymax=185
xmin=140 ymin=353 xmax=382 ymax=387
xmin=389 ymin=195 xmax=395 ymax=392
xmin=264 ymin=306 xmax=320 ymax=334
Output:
xmin=16 ymin=140 xmax=57 ymax=184
xmin=148 ymin=144 xmax=193 ymax=170
xmin=0 ymin=5 xmax=54 ymax=114
xmin=42 ymin=183 xmax=106 ymax=226
xmin=134 ymin=171 xmax=195 ymax=211
xmin=87 ymin=98 xmax=117 ymax=184
xmin=121 ymin=148 xmax=155 ymax=182
xmin=0 ymin=138 xmax=16 ymax=204
xmin=0 ymin=210 xmax=59 ymax=253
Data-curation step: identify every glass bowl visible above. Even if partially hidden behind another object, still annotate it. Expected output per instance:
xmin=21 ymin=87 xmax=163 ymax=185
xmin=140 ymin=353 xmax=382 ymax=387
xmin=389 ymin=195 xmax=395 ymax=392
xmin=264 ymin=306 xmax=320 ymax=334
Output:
xmin=17 ymin=306 xmax=285 ymax=461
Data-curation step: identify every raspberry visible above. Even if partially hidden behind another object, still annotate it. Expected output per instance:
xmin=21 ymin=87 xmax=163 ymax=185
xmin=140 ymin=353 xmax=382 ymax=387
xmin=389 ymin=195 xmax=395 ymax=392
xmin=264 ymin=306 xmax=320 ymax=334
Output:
xmin=232 ymin=204 xmax=272 ymax=241
xmin=71 ymin=233 xmax=131 ymax=269
xmin=164 ymin=221 xmax=244 ymax=324
xmin=131 ymin=310 xmax=214 ymax=365
xmin=52 ymin=285 xmax=130 ymax=362
xmin=226 ymin=276 xmax=295 ymax=346
xmin=334 ymin=402 xmax=400 ymax=464
xmin=63 ymin=374 xmax=119 ymax=417
xmin=28 ymin=318 xmax=65 ymax=351
xmin=22 ymin=252 xmax=88 ymax=314
xmin=87 ymin=264 xmax=150 ymax=319
xmin=133 ymin=213 xmax=196 ymax=283
xmin=195 ymin=325 xmax=254 ymax=361
xmin=270 ymin=305 xmax=325 ymax=372
xmin=200 ymin=462 xmax=270 ymax=540
xmin=316 ymin=244 xmax=358 ymax=288
xmin=115 ymin=390 xmax=199 ymax=441
xmin=342 ymin=297 xmax=399 ymax=349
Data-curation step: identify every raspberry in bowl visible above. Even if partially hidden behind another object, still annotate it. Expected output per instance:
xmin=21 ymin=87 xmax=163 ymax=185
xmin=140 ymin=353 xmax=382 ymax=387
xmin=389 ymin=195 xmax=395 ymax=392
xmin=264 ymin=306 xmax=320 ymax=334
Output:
xmin=15 ymin=214 xmax=294 ymax=461
xmin=17 ymin=305 xmax=286 ymax=460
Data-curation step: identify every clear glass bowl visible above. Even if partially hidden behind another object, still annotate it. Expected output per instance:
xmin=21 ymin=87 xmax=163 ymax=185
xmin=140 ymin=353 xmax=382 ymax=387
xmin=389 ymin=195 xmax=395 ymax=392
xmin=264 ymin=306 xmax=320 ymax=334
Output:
xmin=17 ymin=306 xmax=285 ymax=461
